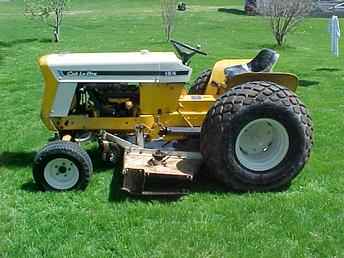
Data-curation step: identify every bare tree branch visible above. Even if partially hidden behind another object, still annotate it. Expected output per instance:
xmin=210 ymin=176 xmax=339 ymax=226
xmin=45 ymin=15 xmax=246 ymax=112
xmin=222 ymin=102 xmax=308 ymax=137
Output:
xmin=24 ymin=0 xmax=68 ymax=42
xmin=257 ymin=0 xmax=314 ymax=46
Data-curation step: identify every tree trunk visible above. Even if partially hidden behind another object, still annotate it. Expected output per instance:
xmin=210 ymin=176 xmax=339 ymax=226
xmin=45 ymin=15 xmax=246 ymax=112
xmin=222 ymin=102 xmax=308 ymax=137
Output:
xmin=166 ymin=24 xmax=172 ymax=41
xmin=167 ymin=24 xmax=171 ymax=41
xmin=275 ymin=32 xmax=285 ymax=46
xmin=53 ymin=10 xmax=60 ymax=42
xmin=53 ymin=26 xmax=60 ymax=42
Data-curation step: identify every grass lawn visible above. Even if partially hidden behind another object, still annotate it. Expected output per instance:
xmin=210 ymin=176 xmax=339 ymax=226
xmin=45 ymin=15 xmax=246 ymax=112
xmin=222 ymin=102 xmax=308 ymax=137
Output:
xmin=1 ymin=0 xmax=344 ymax=257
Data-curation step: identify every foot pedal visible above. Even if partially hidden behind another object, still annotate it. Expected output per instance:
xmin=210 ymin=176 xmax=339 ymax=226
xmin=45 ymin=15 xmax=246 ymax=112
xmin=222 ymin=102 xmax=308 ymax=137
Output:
xmin=121 ymin=149 xmax=202 ymax=195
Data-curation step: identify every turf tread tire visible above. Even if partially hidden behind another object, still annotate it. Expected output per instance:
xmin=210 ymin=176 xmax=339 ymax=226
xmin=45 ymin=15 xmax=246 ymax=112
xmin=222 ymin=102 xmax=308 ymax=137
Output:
xmin=201 ymin=81 xmax=313 ymax=192
xmin=33 ymin=141 xmax=93 ymax=191
xmin=188 ymin=69 xmax=212 ymax=95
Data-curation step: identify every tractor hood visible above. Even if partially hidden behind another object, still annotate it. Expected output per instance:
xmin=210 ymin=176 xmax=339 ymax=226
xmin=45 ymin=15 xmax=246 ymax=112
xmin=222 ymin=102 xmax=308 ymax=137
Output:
xmin=39 ymin=51 xmax=192 ymax=83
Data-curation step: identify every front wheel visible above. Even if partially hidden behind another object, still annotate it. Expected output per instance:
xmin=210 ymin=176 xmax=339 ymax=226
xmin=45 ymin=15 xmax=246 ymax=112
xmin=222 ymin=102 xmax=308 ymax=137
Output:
xmin=33 ymin=141 xmax=93 ymax=191
xmin=201 ymin=81 xmax=313 ymax=192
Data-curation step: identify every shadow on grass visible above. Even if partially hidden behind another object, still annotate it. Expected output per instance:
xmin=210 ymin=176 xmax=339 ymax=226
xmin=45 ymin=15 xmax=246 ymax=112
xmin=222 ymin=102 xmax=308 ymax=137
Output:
xmin=299 ymin=79 xmax=320 ymax=87
xmin=144 ymin=41 xmax=170 ymax=48
xmin=108 ymin=170 xmax=127 ymax=202
xmin=10 ymin=149 xmax=282 ymax=200
xmin=0 ymin=38 xmax=38 ymax=48
xmin=0 ymin=151 xmax=36 ymax=168
xmin=193 ymin=167 xmax=290 ymax=194
xmin=257 ymin=44 xmax=278 ymax=50
xmin=314 ymin=68 xmax=341 ymax=72
xmin=19 ymin=162 xmax=289 ymax=200
xmin=39 ymin=38 xmax=54 ymax=43
xmin=21 ymin=181 xmax=40 ymax=192
xmin=0 ymin=148 xmax=112 ymax=172
xmin=218 ymin=8 xmax=246 ymax=16
xmin=240 ymin=43 xmax=296 ymax=52
xmin=258 ymin=43 xmax=297 ymax=51
xmin=191 ymin=170 xmax=227 ymax=194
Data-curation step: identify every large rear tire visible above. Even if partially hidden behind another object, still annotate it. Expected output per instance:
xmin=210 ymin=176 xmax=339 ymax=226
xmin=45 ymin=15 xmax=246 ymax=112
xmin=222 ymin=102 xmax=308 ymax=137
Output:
xmin=33 ymin=141 xmax=93 ymax=191
xmin=200 ymin=81 xmax=313 ymax=192
xmin=188 ymin=69 xmax=211 ymax=95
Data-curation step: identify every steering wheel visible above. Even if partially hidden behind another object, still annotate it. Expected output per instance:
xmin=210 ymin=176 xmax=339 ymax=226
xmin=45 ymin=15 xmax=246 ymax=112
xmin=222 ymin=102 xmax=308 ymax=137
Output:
xmin=170 ymin=39 xmax=207 ymax=64
xmin=170 ymin=39 xmax=207 ymax=56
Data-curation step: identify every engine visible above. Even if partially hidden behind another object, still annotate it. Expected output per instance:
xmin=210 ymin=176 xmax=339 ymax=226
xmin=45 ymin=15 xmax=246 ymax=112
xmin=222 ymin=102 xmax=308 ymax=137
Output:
xmin=70 ymin=83 xmax=139 ymax=118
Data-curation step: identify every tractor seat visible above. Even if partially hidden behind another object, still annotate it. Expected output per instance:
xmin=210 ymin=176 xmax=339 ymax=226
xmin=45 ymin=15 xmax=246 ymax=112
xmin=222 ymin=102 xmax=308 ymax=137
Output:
xmin=224 ymin=49 xmax=280 ymax=78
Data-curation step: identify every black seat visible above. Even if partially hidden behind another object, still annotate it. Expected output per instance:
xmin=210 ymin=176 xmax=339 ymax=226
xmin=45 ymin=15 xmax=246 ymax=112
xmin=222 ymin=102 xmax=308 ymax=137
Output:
xmin=224 ymin=49 xmax=279 ymax=79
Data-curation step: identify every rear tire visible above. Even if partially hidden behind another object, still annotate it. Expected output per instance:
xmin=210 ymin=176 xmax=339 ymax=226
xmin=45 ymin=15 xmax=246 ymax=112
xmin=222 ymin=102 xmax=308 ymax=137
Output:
xmin=33 ymin=141 xmax=93 ymax=191
xmin=188 ymin=69 xmax=211 ymax=95
xmin=200 ymin=81 xmax=313 ymax=192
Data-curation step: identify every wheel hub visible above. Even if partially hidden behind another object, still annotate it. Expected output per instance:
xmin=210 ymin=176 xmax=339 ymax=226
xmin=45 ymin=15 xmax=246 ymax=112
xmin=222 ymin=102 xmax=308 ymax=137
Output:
xmin=58 ymin=166 xmax=67 ymax=174
xmin=239 ymin=121 xmax=274 ymax=155
xmin=235 ymin=118 xmax=289 ymax=172
xmin=44 ymin=158 xmax=80 ymax=190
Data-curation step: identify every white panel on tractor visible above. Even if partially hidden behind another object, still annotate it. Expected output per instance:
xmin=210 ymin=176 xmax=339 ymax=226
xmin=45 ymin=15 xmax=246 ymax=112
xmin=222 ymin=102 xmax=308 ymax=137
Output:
xmin=45 ymin=51 xmax=192 ymax=84
xmin=50 ymin=82 xmax=77 ymax=117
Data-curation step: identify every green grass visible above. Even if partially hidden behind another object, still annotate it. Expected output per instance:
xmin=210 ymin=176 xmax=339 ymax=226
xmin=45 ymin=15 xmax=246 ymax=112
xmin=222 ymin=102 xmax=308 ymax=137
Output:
xmin=1 ymin=0 xmax=344 ymax=257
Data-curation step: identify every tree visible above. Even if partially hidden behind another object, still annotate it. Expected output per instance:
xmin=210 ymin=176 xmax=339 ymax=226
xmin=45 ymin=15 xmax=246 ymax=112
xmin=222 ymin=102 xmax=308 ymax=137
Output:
xmin=257 ymin=0 xmax=314 ymax=46
xmin=160 ymin=0 xmax=177 ymax=41
xmin=24 ymin=0 xmax=69 ymax=42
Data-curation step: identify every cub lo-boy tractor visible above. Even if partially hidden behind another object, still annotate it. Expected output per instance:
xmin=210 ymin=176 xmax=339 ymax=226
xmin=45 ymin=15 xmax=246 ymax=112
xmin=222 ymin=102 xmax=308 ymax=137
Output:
xmin=33 ymin=40 xmax=313 ymax=195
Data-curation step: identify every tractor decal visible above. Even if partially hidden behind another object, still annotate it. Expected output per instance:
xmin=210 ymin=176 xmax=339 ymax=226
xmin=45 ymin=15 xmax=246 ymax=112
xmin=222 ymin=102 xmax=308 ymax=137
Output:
xmin=58 ymin=70 xmax=189 ymax=77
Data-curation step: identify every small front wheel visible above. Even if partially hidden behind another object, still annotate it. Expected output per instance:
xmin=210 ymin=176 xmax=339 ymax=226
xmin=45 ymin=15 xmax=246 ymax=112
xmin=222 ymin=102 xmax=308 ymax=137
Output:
xmin=33 ymin=141 xmax=93 ymax=191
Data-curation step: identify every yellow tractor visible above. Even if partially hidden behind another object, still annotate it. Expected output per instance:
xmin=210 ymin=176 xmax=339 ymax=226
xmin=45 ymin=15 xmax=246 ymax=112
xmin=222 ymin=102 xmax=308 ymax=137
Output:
xmin=33 ymin=40 xmax=313 ymax=195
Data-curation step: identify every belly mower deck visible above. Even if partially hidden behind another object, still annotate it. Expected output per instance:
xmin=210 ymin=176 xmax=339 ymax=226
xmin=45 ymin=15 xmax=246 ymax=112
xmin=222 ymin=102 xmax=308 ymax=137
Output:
xmin=102 ymin=132 xmax=203 ymax=196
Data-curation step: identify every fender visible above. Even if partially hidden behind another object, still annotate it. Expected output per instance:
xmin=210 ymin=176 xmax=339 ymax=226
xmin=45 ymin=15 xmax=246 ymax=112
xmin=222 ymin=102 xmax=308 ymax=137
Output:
xmin=226 ymin=72 xmax=298 ymax=92
xmin=204 ymin=59 xmax=298 ymax=96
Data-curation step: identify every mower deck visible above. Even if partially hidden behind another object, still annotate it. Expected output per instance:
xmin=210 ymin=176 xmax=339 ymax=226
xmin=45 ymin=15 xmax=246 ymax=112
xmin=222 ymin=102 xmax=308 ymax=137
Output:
xmin=102 ymin=132 xmax=203 ymax=195
xmin=122 ymin=148 xmax=202 ymax=195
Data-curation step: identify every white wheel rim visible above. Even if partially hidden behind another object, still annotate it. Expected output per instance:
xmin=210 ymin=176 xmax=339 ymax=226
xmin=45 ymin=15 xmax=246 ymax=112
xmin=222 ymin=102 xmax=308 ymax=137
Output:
xmin=74 ymin=132 xmax=93 ymax=143
xmin=235 ymin=118 xmax=289 ymax=172
xmin=43 ymin=158 xmax=80 ymax=190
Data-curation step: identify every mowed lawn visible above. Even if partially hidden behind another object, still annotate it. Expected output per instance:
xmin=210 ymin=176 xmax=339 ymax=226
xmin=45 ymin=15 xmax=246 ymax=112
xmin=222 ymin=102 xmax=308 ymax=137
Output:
xmin=1 ymin=0 xmax=344 ymax=257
